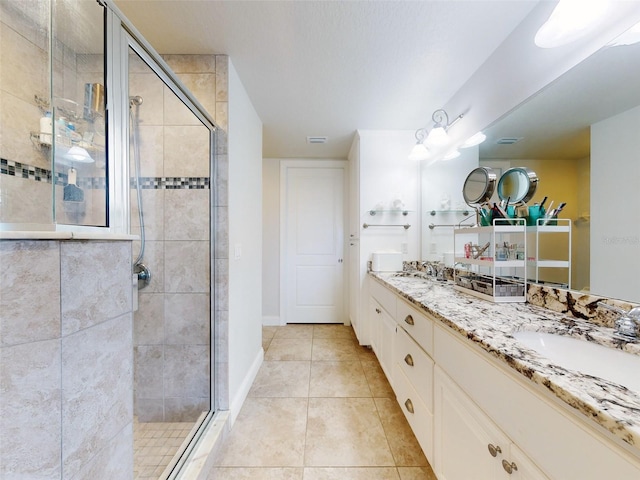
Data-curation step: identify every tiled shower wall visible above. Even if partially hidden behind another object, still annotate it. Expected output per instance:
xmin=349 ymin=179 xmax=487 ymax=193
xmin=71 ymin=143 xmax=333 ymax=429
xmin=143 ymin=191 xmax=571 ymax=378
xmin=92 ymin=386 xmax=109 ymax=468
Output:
xmin=131 ymin=54 xmax=229 ymax=421
xmin=0 ymin=240 xmax=134 ymax=479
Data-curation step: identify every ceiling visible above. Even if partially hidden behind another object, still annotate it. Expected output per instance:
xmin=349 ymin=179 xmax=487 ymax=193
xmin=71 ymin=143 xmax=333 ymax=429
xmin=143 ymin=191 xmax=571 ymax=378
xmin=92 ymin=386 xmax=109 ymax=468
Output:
xmin=114 ymin=0 xmax=539 ymax=158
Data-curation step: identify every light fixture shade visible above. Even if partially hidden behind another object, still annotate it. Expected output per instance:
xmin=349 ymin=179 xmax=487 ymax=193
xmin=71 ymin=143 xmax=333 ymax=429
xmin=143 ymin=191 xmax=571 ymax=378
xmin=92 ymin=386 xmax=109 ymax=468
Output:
xmin=425 ymin=126 xmax=449 ymax=147
xmin=608 ymin=20 xmax=640 ymax=46
xmin=442 ymin=149 xmax=460 ymax=161
xmin=535 ymin=0 xmax=610 ymax=48
xmin=461 ymin=131 xmax=486 ymax=148
xmin=408 ymin=143 xmax=430 ymax=161
xmin=65 ymin=145 xmax=94 ymax=163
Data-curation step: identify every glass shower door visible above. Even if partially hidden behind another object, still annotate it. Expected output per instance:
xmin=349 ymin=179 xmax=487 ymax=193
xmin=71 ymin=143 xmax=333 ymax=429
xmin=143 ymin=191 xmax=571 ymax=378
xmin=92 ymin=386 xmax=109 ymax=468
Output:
xmin=128 ymin=46 xmax=214 ymax=479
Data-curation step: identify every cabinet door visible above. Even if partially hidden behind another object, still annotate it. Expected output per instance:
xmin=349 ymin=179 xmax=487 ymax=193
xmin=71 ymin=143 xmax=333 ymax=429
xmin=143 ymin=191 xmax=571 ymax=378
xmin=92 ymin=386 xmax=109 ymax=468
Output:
xmin=369 ymin=297 xmax=383 ymax=357
xmin=379 ymin=308 xmax=396 ymax=383
xmin=435 ymin=367 xmax=508 ymax=480
xmin=504 ymin=445 xmax=548 ymax=480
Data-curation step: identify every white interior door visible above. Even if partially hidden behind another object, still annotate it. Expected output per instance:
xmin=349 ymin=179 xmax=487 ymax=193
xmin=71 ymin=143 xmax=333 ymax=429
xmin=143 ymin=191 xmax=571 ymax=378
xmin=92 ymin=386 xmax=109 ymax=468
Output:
xmin=282 ymin=165 xmax=345 ymax=324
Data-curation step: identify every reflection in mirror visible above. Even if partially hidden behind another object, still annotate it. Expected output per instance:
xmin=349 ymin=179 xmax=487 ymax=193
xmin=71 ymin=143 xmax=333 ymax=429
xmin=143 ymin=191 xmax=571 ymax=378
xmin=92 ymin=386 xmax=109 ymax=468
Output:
xmin=475 ymin=40 xmax=640 ymax=303
xmin=462 ymin=167 xmax=496 ymax=205
xmin=497 ymin=167 xmax=538 ymax=204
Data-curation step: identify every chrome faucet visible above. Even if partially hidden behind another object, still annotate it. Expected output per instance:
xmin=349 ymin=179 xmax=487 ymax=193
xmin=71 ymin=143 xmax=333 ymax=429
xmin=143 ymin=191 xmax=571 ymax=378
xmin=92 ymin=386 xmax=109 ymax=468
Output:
xmin=598 ymin=302 xmax=640 ymax=342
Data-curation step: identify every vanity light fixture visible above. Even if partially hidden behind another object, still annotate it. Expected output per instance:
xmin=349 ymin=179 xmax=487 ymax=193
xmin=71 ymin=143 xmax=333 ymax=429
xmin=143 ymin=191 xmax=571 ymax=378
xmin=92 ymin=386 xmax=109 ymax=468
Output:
xmin=442 ymin=149 xmax=461 ymax=161
xmin=460 ymin=131 xmax=487 ymax=148
xmin=607 ymin=20 xmax=640 ymax=46
xmin=64 ymin=145 xmax=93 ymax=163
xmin=535 ymin=0 xmax=611 ymax=48
xmin=408 ymin=129 xmax=430 ymax=161
xmin=424 ymin=109 xmax=462 ymax=147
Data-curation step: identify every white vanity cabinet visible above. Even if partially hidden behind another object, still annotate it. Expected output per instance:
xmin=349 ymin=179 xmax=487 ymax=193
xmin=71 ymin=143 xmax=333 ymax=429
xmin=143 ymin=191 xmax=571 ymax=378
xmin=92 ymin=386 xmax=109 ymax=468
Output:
xmin=434 ymin=367 xmax=548 ymax=480
xmin=434 ymin=322 xmax=640 ymax=480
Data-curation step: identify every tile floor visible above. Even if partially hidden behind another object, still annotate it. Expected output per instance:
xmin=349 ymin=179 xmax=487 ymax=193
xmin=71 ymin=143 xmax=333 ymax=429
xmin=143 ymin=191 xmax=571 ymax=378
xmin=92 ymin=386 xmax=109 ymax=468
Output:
xmin=133 ymin=418 xmax=195 ymax=479
xmin=207 ymin=324 xmax=437 ymax=480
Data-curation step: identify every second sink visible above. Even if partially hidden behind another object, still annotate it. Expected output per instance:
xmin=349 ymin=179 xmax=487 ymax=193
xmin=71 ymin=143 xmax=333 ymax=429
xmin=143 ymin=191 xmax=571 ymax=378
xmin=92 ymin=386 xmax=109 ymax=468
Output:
xmin=513 ymin=331 xmax=640 ymax=393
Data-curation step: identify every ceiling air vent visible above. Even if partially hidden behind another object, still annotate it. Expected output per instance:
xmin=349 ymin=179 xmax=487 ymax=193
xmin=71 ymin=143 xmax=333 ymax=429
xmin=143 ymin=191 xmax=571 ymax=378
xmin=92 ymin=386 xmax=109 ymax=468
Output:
xmin=306 ymin=136 xmax=328 ymax=144
xmin=496 ymin=137 xmax=523 ymax=145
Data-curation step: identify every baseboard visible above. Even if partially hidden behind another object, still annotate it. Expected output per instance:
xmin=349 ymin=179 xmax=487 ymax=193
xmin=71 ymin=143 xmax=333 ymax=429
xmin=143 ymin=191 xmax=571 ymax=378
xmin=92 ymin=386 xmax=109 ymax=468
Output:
xmin=228 ymin=347 xmax=264 ymax=427
xmin=262 ymin=315 xmax=282 ymax=326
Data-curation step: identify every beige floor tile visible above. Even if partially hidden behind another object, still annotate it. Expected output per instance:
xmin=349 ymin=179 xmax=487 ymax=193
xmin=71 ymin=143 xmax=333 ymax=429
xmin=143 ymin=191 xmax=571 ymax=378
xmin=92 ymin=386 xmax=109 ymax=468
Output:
xmin=356 ymin=344 xmax=377 ymax=360
xmin=249 ymin=361 xmax=311 ymax=397
xmin=264 ymin=338 xmax=312 ymax=361
xmin=303 ymin=467 xmax=400 ymax=479
xmin=312 ymin=337 xmax=359 ymax=361
xmin=208 ymin=467 xmax=304 ymax=479
xmin=312 ymin=324 xmax=357 ymax=339
xmin=273 ymin=324 xmax=314 ymax=339
xmin=262 ymin=338 xmax=273 ymax=351
xmin=309 ymin=361 xmax=371 ymax=398
xmin=361 ymin=360 xmax=395 ymax=398
xmin=397 ymin=466 xmax=438 ymax=480
xmin=214 ymin=397 xmax=308 ymax=467
xmin=304 ymin=398 xmax=394 ymax=467
xmin=374 ymin=398 xmax=428 ymax=466
xmin=262 ymin=326 xmax=279 ymax=340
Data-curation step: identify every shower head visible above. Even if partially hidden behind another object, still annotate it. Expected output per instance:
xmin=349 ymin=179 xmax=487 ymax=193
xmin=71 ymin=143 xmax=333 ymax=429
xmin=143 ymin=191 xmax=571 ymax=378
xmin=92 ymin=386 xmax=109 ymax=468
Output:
xmin=129 ymin=95 xmax=143 ymax=107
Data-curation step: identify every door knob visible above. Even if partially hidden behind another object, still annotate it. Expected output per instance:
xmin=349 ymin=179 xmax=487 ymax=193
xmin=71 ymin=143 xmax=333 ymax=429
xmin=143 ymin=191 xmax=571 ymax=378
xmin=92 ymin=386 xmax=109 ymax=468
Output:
xmin=487 ymin=444 xmax=502 ymax=457
xmin=502 ymin=460 xmax=518 ymax=474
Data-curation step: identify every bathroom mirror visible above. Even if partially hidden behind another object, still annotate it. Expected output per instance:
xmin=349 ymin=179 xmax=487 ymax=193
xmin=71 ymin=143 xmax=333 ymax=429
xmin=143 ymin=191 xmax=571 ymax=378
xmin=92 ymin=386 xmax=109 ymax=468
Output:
xmin=497 ymin=167 xmax=538 ymax=204
xmin=422 ymin=32 xmax=640 ymax=303
xmin=462 ymin=166 xmax=497 ymax=206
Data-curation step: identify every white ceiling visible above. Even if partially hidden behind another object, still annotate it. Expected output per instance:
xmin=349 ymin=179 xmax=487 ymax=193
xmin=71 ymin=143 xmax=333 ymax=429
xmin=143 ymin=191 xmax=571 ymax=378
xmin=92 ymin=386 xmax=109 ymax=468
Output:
xmin=114 ymin=0 xmax=539 ymax=158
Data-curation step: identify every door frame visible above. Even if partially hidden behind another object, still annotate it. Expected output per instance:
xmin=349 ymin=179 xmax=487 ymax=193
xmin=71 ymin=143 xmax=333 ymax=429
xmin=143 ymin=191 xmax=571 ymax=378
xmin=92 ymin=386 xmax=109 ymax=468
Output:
xmin=279 ymin=159 xmax=348 ymax=325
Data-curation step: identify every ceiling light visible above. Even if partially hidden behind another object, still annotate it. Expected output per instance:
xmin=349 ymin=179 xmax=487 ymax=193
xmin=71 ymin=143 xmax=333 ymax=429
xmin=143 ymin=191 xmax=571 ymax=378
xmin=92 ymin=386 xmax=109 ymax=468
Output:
xmin=461 ymin=131 xmax=486 ymax=148
xmin=535 ymin=0 xmax=611 ymax=48
xmin=607 ymin=20 xmax=640 ymax=46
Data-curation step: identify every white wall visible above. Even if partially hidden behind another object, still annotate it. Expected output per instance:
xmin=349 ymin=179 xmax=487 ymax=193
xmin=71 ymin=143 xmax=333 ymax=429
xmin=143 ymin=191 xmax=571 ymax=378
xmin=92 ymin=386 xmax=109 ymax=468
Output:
xmin=421 ymin=147 xmax=478 ymax=262
xmin=227 ymin=60 xmax=264 ymax=420
xmin=591 ymin=104 xmax=640 ymax=303
xmin=262 ymin=158 xmax=280 ymax=324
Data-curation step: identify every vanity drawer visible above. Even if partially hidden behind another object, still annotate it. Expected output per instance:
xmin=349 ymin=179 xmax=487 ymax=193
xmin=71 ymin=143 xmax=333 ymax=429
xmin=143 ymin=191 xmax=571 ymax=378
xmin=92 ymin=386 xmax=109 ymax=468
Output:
xmin=395 ymin=326 xmax=434 ymax=411
xmin=370 ymin=278 xmax=397 ymax=318
xmin=395 ymin=365 xmax=433 ymax=460
xmin=396 ymin=299 xmax=434 ymax=355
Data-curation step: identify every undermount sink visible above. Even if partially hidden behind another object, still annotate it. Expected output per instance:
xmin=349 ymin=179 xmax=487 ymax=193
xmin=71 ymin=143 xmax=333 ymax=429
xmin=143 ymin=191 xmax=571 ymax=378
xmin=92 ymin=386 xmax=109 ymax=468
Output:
xmin=513 ymin=331 xmax=640 ymax=393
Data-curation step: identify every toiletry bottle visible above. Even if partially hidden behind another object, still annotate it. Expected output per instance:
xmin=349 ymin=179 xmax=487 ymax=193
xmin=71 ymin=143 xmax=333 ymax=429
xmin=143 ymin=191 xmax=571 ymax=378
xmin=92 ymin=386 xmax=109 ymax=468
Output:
xmin=39 ymin=111 xmax=52 ymax=145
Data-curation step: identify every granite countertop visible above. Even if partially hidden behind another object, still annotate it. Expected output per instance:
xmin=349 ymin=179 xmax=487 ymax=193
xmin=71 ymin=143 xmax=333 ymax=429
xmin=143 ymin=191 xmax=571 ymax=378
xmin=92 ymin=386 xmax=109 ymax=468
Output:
xmin=370 ymin=271 xmax=640 ymax=451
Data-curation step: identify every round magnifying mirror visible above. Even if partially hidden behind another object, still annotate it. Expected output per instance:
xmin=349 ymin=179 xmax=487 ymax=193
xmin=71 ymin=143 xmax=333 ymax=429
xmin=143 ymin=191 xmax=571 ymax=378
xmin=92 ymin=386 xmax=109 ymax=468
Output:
xmin=497 ymin=167 xmax=538 ymax=204
xmin=462 ymin=167 xmax=497 ymax=206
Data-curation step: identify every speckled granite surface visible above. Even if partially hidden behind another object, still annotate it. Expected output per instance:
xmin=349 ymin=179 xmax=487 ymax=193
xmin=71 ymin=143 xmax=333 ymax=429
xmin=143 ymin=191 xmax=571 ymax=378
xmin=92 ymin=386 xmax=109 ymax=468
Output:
xmin=370 ymin=271 xmax=640 ymax=450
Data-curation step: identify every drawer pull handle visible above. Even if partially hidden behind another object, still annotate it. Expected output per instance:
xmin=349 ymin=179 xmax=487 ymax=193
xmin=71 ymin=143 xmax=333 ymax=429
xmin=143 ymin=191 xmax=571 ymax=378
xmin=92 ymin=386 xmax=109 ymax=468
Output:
xmin=404 ymin=399 xmax=414 ymax=414
xmin=502 ymin=460 xmax=518 ymax=474
xmin=404 ymin=354 xmax=414 ymax=366
xmin=487 ymin=444 xmax=502 ymax=457
xmin=404 ymin=315 xmax=414 ymax=326
xmin=375 ymin=308 xmax=381 ymax=314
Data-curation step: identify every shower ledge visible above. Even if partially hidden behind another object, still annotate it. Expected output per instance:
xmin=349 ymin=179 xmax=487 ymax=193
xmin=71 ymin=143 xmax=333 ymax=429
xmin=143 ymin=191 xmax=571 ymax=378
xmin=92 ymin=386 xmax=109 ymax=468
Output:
xmin=0 ymin=231 xmax=139 ymax=241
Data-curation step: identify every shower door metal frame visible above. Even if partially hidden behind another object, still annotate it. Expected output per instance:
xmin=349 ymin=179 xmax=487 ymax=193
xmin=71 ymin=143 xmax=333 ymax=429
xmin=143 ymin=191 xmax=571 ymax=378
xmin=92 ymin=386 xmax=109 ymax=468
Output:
xmin=105 ymin=0 xmax=219 ymax=477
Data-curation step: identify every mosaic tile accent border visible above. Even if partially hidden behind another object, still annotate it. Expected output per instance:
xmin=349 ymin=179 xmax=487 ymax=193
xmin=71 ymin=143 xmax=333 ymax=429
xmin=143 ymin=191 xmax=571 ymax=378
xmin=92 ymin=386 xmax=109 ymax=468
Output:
xmin=1 ymin=158 xmax=210 ymax=190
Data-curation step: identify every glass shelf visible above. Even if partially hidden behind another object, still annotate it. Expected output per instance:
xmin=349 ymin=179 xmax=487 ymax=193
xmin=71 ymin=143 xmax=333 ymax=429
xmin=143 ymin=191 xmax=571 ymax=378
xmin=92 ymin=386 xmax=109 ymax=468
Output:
xmin=368 ymin=209 xmax=411 ymax=216
xmin=429 ymin=209 xmax=470 ymax=216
